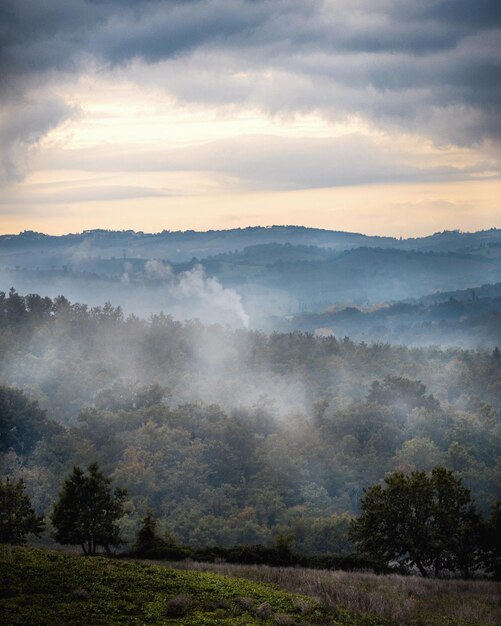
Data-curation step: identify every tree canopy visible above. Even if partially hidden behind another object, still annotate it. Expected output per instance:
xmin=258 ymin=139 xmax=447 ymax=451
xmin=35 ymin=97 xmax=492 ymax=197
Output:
xmin=349 ymin=467 xmax=483 ymax=577
xmin=0 ymin=385 xmax=57 ymax=456
xmin=51 ymin=463 xmax=126 ymax=555
xmin=0 ymin=291 xmax=499 ymax=561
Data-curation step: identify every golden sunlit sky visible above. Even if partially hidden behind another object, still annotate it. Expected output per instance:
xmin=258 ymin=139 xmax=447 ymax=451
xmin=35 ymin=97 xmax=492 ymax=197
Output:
xmin=1 ymin=1 xmax=500 ymax=236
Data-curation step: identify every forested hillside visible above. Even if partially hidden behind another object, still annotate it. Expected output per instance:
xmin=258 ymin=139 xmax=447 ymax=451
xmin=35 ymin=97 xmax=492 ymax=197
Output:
xmin=2 ymin=227 xmax=500 ymax=266
xmin=1 ymin=290 xmax=499 ymax=550
xmin=2 ymin=229 xmax=501 ymax=332
xmin=277 ymin=288 xmax=501 ymax=347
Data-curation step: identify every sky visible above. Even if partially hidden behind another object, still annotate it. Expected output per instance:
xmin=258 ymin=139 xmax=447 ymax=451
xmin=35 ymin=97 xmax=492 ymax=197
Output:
xmin=1 ymin=0 xmax=500 ymax=236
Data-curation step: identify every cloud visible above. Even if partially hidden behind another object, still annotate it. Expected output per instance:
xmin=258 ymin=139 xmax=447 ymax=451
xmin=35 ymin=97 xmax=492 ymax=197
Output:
xmin=0 ymin=184 xmax=168 ymax=203
xmin=28 ymin=132 xmax=501 ymax=192
xmin=0 ymin=94 xmax=77 ymax=181
xmin=181 ymin=134 xmax=500 ymax=189
xmin=1 ymin=0 xmax=500 ymax=150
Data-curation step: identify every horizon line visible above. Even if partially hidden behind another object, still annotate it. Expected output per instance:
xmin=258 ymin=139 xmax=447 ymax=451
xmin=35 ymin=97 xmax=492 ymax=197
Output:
xmin=1 ymin=224 xmax=500 ymax=240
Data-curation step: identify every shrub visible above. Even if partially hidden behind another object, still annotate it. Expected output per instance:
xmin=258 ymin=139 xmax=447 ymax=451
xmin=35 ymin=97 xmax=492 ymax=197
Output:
xmin=71 ymin=588 xmax=90 ymax=600
xmin=164 ymin=593 xmax=192 ymax=617
xmin=256 ymin=601 xmax=273 ymax=619
xmin=235 ymin=596 xmax=256 ymax=612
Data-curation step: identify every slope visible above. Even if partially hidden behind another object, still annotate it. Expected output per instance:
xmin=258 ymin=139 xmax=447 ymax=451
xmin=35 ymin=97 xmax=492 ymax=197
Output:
xmin=0 ymin=546 xmax=384 ymax=626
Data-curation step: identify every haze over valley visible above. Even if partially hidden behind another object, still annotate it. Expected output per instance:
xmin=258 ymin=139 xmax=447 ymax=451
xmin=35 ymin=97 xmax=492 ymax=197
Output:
xmin=2 ymin=225 xmax=501 ymax=346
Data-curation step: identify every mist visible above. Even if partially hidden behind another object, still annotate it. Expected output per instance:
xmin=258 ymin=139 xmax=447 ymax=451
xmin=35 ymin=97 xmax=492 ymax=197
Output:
xmin=1 ymin=226 xmax=500 ymax=550
xmin=0 ymin=262 xmax=249 ymax=328
xmin=1 ymin=226 xmax=500 ymax=346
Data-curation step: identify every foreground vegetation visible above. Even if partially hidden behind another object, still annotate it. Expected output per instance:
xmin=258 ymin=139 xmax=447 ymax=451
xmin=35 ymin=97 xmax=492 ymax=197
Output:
xmin=155 ymin=559 xmax=501 ymax=626
xmin=2 ymin=546 xmax=499 ymax=626
xmin=0 ymin=546 xmax=388 ymax=626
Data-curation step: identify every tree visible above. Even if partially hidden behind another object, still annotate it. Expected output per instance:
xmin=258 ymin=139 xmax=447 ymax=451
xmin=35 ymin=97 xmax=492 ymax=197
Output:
xmin=134 ymin=511 xmax=187 ymax=560
xmin=51 ymin=463 xmax=126 ymax=555
xmin=133 ymin=511 xmax=168 ymax=557
xmin=393 ymin=437 xmax=444 ymax=472
xmin=0 ymin=478 xmax=44 ymax=544
xmin=367 ymin=376 xmax=440 ymax=414
xmin=349 ymin=466 xmax=481 ymax=577
xmin=0 ymin=385 xmax=57 ymax=455
xmin=95 ymin=381 xmax=167 ymax=412
xmin=428 ymin=466 xmax=482 ymax=578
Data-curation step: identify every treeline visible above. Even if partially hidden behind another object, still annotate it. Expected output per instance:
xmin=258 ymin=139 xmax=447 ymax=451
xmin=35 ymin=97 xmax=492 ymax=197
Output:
xmin=2 ymin=464 xmax=499 ymax=579
xmin=0 ymin=290 xmax=500 ymax=553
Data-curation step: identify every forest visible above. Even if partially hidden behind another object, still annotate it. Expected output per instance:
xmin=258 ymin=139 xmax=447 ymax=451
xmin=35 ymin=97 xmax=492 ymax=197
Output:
xmin=1 ymin=289 xmax=499 ymax=560
xmin=2 ymin=228 xmax=501 ymax=342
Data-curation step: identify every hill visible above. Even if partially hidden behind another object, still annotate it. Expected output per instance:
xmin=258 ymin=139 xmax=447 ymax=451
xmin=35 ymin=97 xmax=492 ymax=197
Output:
xmin=1 ymin=226 xmax=500 ymax=268
xmin=231 ymin=246 xmax=501 ymax=309
xmin=1 ymin=547 xmax=499 ymax=626
xmin=1 ymin=227 xmax=501 ymax=332
xmin=1 ymin=290 xmax=499 ymax=548
xmin=275 ymin=283 xmax=501 ymax=347
xmin=0 ymin=226 xmax=392 ymax=269
xmin=0 ymin=546 xmax=383 ymax=625
xmin=2 ymin=241 xmax=501 ymax=328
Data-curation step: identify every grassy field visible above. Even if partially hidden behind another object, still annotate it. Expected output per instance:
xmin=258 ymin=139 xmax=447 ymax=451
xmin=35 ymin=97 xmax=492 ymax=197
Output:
xmin=155 ymin=560 xmax=501 ymax=626
xmin=0 ymin=545 xmax=387 ymax=625
xmin=1 ymin=546 xmax=499 ymax=625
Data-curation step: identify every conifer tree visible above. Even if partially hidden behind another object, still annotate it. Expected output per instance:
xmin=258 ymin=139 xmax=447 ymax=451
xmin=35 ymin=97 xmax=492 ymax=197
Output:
xmin=51 ymin=463 xmax=126 ymax=555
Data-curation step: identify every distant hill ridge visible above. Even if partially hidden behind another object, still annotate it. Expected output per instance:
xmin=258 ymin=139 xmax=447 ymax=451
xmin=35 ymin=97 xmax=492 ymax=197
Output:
xmin=1 ymin=226 xmax=500 ymax=264
xmin=1 ymin=226 xmax=500 ymax=335
xmin=2 ymin=225 xmax=500 ymax=241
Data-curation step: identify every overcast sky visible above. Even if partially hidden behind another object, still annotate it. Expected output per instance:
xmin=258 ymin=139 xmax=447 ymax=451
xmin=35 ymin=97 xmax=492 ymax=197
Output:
xmin=1 ymin=0 xmax=500 ymax=235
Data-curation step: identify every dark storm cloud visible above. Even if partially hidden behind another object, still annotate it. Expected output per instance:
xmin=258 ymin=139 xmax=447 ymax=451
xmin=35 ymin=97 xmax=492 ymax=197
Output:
xmin=0 ymin=0 xmax=271 ymax=78
xmin=1 ymin=0 xmax=500 ymax=148
xmin=417 ymin=0 xmax=501 ymax=28
xmin=2 ymin=1 xmax=498 ymax=75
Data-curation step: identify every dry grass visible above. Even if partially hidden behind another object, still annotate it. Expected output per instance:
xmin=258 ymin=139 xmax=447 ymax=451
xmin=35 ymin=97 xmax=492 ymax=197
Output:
xmin=153 ymin=560 xmax=501 ymax=625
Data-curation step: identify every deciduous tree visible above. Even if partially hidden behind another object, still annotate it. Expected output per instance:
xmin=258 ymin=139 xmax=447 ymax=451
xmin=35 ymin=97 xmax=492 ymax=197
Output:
xmin=349 ymin=467 xmax=481 ymax=577
xmin=0 ymin=386 xmax=56 ymax=455
xmin=0 ymin=478 xmax=44 ymax=544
